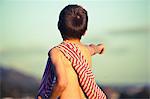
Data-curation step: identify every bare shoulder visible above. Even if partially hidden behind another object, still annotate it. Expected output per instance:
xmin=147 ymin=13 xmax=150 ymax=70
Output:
xmin=49 ymin=47 xmax=61 ymax=56
xmin=48 ymin=47 xmax=63 ymax=63
xmin=79 ymin=44 xmax=91 ymax=58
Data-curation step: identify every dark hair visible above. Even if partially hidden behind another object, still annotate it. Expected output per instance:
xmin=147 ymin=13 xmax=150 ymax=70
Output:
xmin=58 ymin=4 xmax=88 ymax=40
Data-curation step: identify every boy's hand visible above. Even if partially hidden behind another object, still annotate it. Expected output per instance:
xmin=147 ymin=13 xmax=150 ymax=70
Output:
xmin=97 ymin=44 xmax=104 ymax=54
xmin=88 ymin=43 xmax=104 ymax=55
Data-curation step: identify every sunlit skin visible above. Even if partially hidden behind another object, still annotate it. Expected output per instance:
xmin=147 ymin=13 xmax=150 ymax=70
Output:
xmin=38 ymin=39 xmax=104 ymax=99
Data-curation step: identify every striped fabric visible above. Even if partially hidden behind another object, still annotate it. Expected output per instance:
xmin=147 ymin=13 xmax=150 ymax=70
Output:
xmin=37 ymin=57 xmax=57 ymax=99
xmin=57 ymin=42 xmax=106 ymax=99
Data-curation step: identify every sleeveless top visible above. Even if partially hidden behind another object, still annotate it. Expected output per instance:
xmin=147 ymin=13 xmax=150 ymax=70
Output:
xmin=36 ymin=42 xmax=106 ymax=99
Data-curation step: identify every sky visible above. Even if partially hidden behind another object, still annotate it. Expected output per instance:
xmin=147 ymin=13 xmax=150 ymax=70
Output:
xmin=0 ymin=0 xmax=149 ymax=85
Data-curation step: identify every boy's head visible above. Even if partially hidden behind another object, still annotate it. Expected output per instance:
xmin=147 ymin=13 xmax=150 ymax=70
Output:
xmin=58 ymin=4 xmax=88 ymax=40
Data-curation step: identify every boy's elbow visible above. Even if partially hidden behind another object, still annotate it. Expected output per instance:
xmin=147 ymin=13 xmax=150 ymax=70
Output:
xmin=57 ymin=80 xmax=68 ymax=91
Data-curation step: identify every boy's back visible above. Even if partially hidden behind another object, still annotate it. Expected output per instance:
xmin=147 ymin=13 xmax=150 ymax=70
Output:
xmin=54 ymin=41 xmax=90 ymax=99
xmin=58 ymin=41 xmax=91 ymax=99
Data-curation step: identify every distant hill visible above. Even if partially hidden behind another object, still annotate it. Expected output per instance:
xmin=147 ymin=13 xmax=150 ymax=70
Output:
xmin=0 ymin=65 xmax=149 ymax=99
xmin=0 ymin=66 xmax=40 ymax=98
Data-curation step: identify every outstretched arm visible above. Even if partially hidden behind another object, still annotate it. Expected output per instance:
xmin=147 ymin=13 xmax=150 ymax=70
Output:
xmin=86 ymin=43 xmax=104 ymax=56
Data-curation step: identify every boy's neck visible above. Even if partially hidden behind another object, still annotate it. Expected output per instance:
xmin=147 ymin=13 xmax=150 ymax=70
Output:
xmin=64 ymin=39 xmax=81 ymax=44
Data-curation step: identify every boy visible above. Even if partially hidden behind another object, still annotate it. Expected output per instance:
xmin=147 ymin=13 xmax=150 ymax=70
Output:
xmin=37 ymin=5 xmax=106 ymax=99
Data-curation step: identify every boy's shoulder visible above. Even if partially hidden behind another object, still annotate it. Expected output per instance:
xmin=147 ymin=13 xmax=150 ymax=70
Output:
xmin=79 ymin=43 xmax=91 ymax=53
xmin=48 ymin=47 xmax=63 ymax=58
